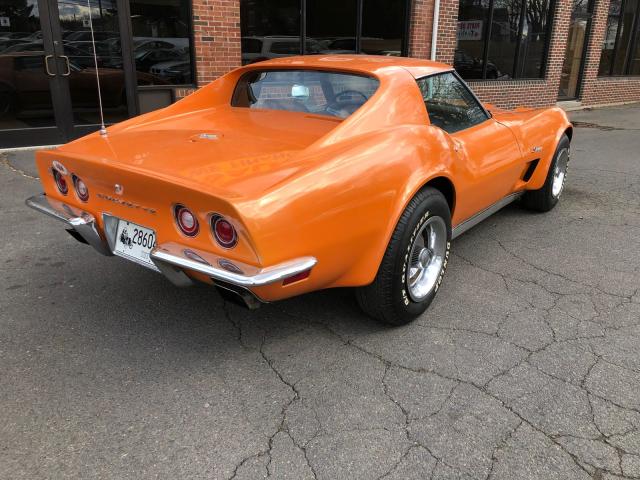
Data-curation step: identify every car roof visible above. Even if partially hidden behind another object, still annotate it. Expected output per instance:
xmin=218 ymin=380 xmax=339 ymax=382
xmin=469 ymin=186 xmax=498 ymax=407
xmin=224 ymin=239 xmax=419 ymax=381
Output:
xmin=252 ymin=55 xmax=453 ymax=78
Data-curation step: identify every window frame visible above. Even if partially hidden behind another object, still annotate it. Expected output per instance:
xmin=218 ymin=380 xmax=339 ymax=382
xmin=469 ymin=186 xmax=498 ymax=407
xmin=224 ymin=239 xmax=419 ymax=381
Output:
xmin=600 ymin=0 xmax=640 ymax=76
xmin=240 ymin=0 xmax=411 ymax=58
xmin=455 ymin=0 xmax=557 ymax=81
xmin=127 ymin=0 xmax=197 ymax=89
xmin=416 ymin=71 xmax=492 ymax=134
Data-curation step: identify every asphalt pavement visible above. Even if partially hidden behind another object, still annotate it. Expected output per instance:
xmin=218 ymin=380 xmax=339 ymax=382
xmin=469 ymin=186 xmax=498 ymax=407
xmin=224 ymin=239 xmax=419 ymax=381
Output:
xmin=1 ymin=103 xmax=640 ymax=479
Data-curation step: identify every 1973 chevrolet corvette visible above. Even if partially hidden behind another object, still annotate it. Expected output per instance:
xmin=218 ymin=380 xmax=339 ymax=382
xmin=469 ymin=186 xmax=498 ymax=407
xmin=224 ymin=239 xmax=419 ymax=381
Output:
xmin=27 ymin=55 xmax=572 ymax=325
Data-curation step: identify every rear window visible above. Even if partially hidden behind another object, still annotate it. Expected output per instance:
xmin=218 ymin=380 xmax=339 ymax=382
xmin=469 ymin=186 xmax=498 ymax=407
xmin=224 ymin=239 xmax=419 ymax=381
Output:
xmin=231 ymin=69 xmax=380 ymax=119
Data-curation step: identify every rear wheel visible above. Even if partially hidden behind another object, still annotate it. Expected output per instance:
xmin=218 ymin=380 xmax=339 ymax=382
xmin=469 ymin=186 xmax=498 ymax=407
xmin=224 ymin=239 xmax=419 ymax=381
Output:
xmin=522 ymin=134 xmax=570 ymax=212
xmin=356 ymin=187 xmax=451 ymax=325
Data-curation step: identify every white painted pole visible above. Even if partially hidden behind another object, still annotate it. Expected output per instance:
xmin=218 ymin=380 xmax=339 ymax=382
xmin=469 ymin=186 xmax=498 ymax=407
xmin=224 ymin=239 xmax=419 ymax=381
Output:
xmin=431 ymin=0 xmax=441 ymax=61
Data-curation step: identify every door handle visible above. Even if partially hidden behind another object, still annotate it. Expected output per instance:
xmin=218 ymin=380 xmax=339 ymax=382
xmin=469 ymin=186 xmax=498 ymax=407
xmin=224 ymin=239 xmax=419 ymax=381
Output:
xmin=44 ymin=55 xmax=55 ymax=76
xmin=59 ymin=55 xmax=71 ymax=76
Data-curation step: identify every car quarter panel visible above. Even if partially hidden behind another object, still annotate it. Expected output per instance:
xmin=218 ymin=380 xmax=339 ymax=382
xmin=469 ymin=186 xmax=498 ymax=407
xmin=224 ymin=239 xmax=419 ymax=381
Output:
xmin=247 ymin=124 xmax=458 ymax=301
xmin=491 ymin=106 xmax=572 ymax=191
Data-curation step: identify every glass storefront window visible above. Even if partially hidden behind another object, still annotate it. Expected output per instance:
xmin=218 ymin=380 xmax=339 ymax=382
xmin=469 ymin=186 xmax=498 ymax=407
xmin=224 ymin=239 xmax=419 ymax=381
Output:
xmin=239 ymin=0 xmax=408 ymax=63
xmin=487 ymin=0 xmax=523 ymax=79
xmin=455 ymin=0 xmax=555 ymax=80
xmin=599 ymin=0 xmax=640 ymax=76
xmin=307 ymin=0 xmax=357 ymax=53
xmin=361 ymin=0 xmax=406 ymax=55
xmin=129 ymin=0 xmax=194 ymax=85
xmin=515 ymin=0 xmax=552 ymax=78
xmin=0 ymin=0 xmax=57 ymax=131
xmin=456 ymin=0 xmax=491 ymax=79
xmin=240 ymin=0 xmax=301 ymax=65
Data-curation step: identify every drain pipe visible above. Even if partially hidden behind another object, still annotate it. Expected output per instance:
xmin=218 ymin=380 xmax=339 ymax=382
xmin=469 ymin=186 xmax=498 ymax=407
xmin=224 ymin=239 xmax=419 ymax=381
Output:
xmin=431 ymin=0 xmax=441 ymax=61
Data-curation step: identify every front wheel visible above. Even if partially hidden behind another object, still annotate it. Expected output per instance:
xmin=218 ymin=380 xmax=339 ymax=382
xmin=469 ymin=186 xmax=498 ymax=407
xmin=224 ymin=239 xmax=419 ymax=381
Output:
xmin=522 ymin=134 xmax=570 ymax=212
xmin=356 ymin=187 xmax=451 ymax=325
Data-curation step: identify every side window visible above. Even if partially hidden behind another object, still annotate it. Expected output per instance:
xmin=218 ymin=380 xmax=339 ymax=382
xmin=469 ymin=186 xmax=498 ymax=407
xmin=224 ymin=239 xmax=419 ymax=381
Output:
xmin=417 ymin=72 xmax=489 ymax=134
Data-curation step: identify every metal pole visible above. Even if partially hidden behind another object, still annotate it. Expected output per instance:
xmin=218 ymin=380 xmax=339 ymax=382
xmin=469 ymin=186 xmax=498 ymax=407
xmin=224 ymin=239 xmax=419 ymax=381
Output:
xmin=431 ymin=0 xmax=440 ymax=60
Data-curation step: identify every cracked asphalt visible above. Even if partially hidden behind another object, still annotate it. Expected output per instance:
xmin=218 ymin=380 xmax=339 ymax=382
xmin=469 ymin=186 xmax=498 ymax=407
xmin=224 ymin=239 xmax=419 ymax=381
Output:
xmin=1 ymin=103 xmax=640 ymax=480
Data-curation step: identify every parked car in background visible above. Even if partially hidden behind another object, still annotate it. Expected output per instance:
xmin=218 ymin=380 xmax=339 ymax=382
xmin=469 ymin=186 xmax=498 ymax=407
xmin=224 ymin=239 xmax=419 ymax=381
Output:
xmin=27 ymin=55 xmax=572 ymax=325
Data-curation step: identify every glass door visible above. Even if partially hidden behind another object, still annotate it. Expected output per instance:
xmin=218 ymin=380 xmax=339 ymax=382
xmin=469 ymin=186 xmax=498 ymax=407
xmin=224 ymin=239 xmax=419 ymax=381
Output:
xmin=559 ymin=0 xmax=595 ymax=100
xmin=0 ymin=0 xmax=136 ymax=148
xmin=0 ymin=0 xmax=66 ymax=147
xmin=52 ymin=0 xmax=135 ymax=139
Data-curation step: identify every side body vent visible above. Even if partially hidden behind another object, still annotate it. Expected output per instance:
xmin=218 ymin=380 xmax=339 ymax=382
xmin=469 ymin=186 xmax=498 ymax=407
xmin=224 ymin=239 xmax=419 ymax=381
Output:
xmin=522 ymin=159 xmax=540 ymax=182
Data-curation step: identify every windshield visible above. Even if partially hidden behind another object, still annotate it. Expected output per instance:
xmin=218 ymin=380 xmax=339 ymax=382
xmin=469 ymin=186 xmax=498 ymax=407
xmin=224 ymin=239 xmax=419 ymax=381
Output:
xmin=231 ymin=69 xmax=379 ymax=119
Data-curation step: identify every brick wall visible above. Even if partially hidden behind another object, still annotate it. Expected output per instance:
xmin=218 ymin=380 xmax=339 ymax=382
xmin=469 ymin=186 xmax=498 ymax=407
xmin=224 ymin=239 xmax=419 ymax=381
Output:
xmin=408 ymin=0 xmax=434 ymax=59
xmin=580 ymin=0 xmax=640 ymax=106
xmin=435 ymin=0 xmax=459 ymax=65
xmin=191 ymin=0 xmax=241 ymax=86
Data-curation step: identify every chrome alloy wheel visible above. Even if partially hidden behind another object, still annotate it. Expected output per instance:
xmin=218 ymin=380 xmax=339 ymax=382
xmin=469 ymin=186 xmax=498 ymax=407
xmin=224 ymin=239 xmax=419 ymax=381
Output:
xmin=551 ymin=147 xmax=570 ymax=198
xmin=406 ymin=216 xmax=447 ymax=302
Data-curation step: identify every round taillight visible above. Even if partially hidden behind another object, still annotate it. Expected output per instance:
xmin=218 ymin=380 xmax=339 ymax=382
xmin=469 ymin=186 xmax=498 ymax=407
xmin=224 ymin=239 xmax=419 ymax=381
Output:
xmin=72 ymin=175 xmax=89 ymax=202
xmin=174 ymin=204 xmax=199 ymax=237
xmin=211 ymin=214 xmax=237 ymax=249
xmin=52 ymin=168 xmax=68 ymax=195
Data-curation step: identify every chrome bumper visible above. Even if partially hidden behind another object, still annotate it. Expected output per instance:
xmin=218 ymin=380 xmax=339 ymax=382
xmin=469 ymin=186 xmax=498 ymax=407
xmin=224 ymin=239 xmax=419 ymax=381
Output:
xmin=150 ymin=242 xmax=317 ymax=288
xmin=26 ymin=193 xmax=317 ymax=293
xmin=26 ymin=193 xmax=112 ymax=256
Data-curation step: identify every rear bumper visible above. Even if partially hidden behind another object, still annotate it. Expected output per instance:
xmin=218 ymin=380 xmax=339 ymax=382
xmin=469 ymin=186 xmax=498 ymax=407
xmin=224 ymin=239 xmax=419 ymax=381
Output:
xmin=25 ymin=193 xmax=112 ymax=256
xmin=26 ymin=193 xmax=316 ymax=294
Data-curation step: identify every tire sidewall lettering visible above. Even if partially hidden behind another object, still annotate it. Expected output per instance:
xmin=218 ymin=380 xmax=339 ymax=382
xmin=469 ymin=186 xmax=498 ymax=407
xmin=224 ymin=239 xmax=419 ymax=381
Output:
xmin=400 ymin=210 xmax=450 ymax=306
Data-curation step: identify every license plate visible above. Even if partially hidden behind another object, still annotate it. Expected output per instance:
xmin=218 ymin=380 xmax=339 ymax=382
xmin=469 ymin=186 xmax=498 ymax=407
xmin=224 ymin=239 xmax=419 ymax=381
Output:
xmin=113 ymin=219 xmax=158 ymax=270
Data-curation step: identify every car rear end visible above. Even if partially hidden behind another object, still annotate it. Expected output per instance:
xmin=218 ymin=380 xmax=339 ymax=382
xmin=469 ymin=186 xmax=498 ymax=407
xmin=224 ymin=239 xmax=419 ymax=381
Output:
xmin=28 ymin=147 xmax=317 ymax=307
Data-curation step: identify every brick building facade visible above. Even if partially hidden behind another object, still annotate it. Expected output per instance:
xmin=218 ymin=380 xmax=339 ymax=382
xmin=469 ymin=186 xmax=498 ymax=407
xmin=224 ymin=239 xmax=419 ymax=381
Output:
xmin=1 ymin=0 xmax=639 ymax=148
xmin=183 ymin=0 xmax=640 ymax=109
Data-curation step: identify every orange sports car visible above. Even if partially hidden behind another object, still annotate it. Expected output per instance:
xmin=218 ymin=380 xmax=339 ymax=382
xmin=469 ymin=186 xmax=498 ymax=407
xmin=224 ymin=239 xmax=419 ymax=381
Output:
xmin=27 ymin=55 xmax=572 ymax=325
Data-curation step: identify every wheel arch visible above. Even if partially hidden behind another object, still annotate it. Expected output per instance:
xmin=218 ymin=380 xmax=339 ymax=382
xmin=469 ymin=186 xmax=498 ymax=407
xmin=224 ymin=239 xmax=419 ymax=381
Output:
xmin=564 ymin=125 xmax=573 ymax=142
xmin=421 ymin=176 xmax=456 ymax=218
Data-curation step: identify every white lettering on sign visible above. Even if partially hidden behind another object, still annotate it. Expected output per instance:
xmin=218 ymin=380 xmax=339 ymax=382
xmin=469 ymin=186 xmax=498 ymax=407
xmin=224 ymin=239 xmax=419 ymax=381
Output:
xmin=457 ymin=20 xmax=483 ymax=41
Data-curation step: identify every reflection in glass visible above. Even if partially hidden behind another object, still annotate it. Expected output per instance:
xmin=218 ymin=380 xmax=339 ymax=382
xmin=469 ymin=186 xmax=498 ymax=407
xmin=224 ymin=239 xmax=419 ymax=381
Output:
xmin=599 ymin=0 xmax=640 ymax=76
xmin=232 ymin=69 xmax=379 ymax=118
xmin=514 ymin=0 xmax=552 ymax=78
xmin=239 ymin=0 xmax=408 ymax=62
xmin=455 ymin=0 xmax=491 ymax=79
xmin=361 ymin=0 xmax=405 ymax=55
xmin=455 ymin=0 xmax=554 ymax=80
xmin=488 ymin=0 xmax=523 ymax=79
xmin=612 ymin=0 xmax=638 ymax=75
xmin=0 ymin=0 xmax=56 ymax=129
xmin=130 ymin=0 xmax=194 ymax=84
xmin=58 ymin=0 xmax=128 ymax=125
xmin=598 ymin=2 xmax=620 ymax=75
xmin=559 ymin=0 xmax=592 ymax=99
xmin=306 ymin=0 xmax=356 ymax=54
xmin=240 ymin=0 xmax=301 ymax=65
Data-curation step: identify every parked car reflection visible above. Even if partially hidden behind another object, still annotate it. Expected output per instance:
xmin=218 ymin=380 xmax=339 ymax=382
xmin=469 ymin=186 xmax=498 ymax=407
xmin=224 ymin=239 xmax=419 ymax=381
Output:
xmin=454 ymin=50 xmax=501 ymax=79
xmin=241 ymin=36 xmax=322 ymax=64
xmin=150 ymin=54 xmax=192 ymax=84
xmin=0 ymin=53 xmax=166 ymax=119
